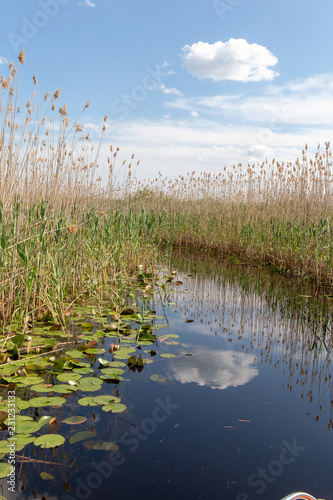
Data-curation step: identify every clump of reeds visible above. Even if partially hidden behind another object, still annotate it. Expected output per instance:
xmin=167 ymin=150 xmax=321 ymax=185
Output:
xmin=0 ymin=52 xmax=154 ymax=333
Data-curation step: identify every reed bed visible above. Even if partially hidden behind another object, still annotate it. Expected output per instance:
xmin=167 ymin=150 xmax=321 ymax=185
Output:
xmin=0 ymin=53 xmax=154 ymax=333
xmin=1 ymin=52 xmax=333 ymax=333
xmin=125 ymin=146 xmax=333 ymax=286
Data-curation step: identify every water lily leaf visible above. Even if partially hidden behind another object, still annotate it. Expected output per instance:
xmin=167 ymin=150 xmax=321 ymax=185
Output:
xmin=4 ymin=415 xmax=32 ymax=424
xmin=78 ymin=397 xmax=98 ymax=407
xmin=97 ymin=358 xmax=111 ymax=366
xmin=86 ymin=441 xmax=119 ymax=451
xmin=100 ymin=368 xmax=125 ymax=377
xmin=150 ymin=374 xmax=167 ymax=382
xmin=30 ymin=384 xmax=55 ymax=393
xmin=27 ymin=396 xmax=65 ymax=408
xmin=81 ymin=323 xmax=94 ymax=330
xmin=53 ymin=384 xmax=77 ymax=394
xmin=92 ymin=395 xmax=119 ymax=405
xmin=0 ymin=411 xmax=8 ymax=424
xmin=15 ymin=420 xmax=42 ymax=434
xmin=73 ymin=367 xmax=94 ymax=375
xmin=76 ymin=377 xmax=103 ymax=392
xmin=63 ymin=416 xmax=87 ymax=425
xmin=25 ymin=363 xmax=47 ymax=372
xmin=160 ymin=353 xmax=176 ymax=358
xmin=41 ymin=472 xmax=55 ymax=480
xmin=38 ymin=416 xmax=53 ymax=426
xmin=11 ymin=334 xmax=25 ymax=348
xmin=0 ymin=441 xmax=10 ymax=454
xmin=65 ymin=350 xmax=87 ymax=358
xmin=14 ymin=435 xmax=35 ymax=447
xmin=109 ymin=361 xmax=126 ymax=367
xmin=0 ymin=463 xmax=12 ymax=478
xmin=69 ymin=431 xmax=96 ymax=444
xmin=17 ymin=400 xmax=30 ymax=410
xmin=84 ymin=348 xmax=106 ymax=354
xmin=102 ymin=403 xmax=127 ymax=413
xmin=4 ymin=375 xmax=44 ymax=387
xmin=113 ymin=352 xmax=132 ymax=359
xmin=34 ymin=434 xmax=65 ymax=448
xmin=57 ymin=372 xmax=82 ymax=382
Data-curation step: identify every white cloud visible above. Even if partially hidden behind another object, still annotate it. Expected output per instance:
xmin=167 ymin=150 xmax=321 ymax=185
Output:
xmin=181 ymin=38 xmax=279 ymax=82
xmin=95 ymin=72 xmax=333 ymax=180
xmin=79 ymin=0 xmax=95 ymax=7
xmin=167 ymin=72 xmax=333 ymax=127
xmin=168 ymin=349 xmax=258 ymax=390
xmin=156 ymin=62 xmax=176 ymax=76
xmin=159 ymin=84 xmax=183 ymax=96
xmin=0 ymin=56 xmax=8 ymax=65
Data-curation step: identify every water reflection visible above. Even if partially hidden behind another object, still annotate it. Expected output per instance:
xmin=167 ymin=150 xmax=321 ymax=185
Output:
xmin=168 ymin=349 xmax=258 ymax=390
xmin=156 ymin=251 xmax=333 ymax=428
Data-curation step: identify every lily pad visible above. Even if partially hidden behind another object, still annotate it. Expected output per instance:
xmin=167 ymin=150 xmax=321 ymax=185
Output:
xmin=73 ymin=367 xmax=94 ymax=375
xmin=160 ymin=353 xmax=176 ymax=358
xmin=57 ymin=373 xmax=82 ymax=382
xmin=41 ymin=472 xmax=55 ymax=480
xmin=84 ymin=348 xmax=106 ymax=354
xmin=69 ymin=431 xmax=96 ymax=444
xmin=65 ymin=350 xmax=87 ymax=358
xmin=15 ymin=420 xmax=42 ymax=434
xmin=76 ymin=377 xmax=103 ymax=392
xmin=27 ymin=396 xmax=65 ymax=407
xmin=38 ymin=416 xmax=54 ymax=426
xmin=84 ymin=441 xmax=119 ymax=451
xmin=34 ymin=434 xmax=65 ymax=448
xmin=53 ymin=384 xmax=77 ymax=394
xmin=102 ymin=403 xmax=127 ymax=413
xmin=150 ymin=374 xmax=167 ymax=382
xmin=30 ymin=384 xmax=55 ymax=393
xmin=92 ymin=395 xmax=119 ymax=405
xmin=63 ymin=416 xmax=87 ymax=425
xmin=78 ymin=397 xmax=99 ymax=407
xmin=0 ymin=463 xmax=12 ymax=479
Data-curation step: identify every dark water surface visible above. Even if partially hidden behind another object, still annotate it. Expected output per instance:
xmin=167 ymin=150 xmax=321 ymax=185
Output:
xmin=2 ymin=255 xmax=333 ymax=500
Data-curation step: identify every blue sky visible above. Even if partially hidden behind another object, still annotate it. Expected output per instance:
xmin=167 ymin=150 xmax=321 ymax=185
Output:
xmin=1 ymin=0 xmax=333 ymax=179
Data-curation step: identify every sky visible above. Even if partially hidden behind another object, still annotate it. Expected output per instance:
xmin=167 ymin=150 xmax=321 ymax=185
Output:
xmin=1 ymin=0 xmax=333 ymax=180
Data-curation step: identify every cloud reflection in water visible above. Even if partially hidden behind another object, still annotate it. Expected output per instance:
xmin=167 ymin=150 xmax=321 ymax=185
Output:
xmin=168 ymin=349 xmax=258 ymax=390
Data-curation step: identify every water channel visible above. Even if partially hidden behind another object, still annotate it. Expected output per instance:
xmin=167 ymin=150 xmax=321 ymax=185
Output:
xmin=1 ymin=253 xmax=332 ymax=500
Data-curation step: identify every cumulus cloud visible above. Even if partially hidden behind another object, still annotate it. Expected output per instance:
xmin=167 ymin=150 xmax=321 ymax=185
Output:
xmin=159 ymin=84 xmax=183 ymax=96
xmin=0 ymin=56 xmax=8 ymax=64
xmin=181 ymin=38 xmax=278 ymax=82
xmin=168 ymin=349 xmax=258 ymax=390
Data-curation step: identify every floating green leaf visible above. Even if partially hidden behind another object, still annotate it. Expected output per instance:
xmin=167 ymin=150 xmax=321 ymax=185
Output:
xmin=0 ymin=463 xmax=12 ymax=479
xmin=160 ymin=353 xmax=176 ymax=358
xmin=57 ymin=373 xmax=82 ymax=382
xmin=53 ymin=384 xmax=77 ymax=394
xmin=92 ymin=395 xmax=119 ymax=405
xmin=78 ymin=397 xmax=98 ymax=407
xmin=15 ymin=420 xmax=42 ymax=434
xmin=63 ymin=416 xmax=87 ymax=425
xmin=38 ymin=416 xmax=53 ymax=426
xmin=34 ymin=434 xmax=65 ymax=448
xmin=40 ymin=472 xmax=55 ymax=480
xmin=69 ymin=431 xmax=96 ymax=444
xmin=102 ymin=403 xmax=127 ymax=413
xmin=76 ymin=377 xmax=103 ymax=392
xmin=30 ymin=384 xmax=55 ymax=393
xmin=150 ymin=374 xmax=167 ymax=382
